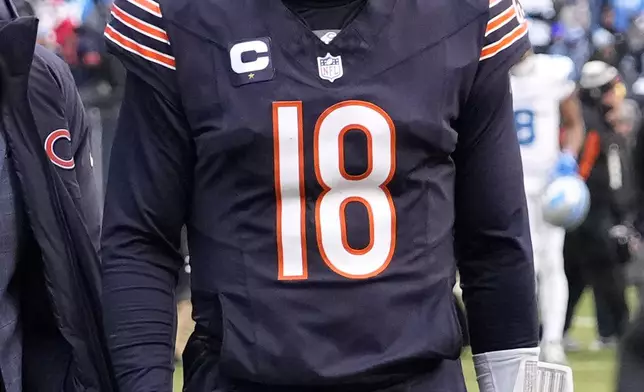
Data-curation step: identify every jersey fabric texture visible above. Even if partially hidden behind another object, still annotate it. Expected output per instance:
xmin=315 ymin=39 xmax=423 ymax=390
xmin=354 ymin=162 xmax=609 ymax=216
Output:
xmin=282 ymin=0 xmax=367 ymax=31
xmin=102 ymin=0 xmax=537 ymax=391
xmin=510 ymin=54 xmax=576 ymax=195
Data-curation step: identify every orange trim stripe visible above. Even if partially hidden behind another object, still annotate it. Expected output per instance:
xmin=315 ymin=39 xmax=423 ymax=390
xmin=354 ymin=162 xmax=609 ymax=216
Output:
xmin=490 ymin=0 xmax=502 ymax=7
xmin=111 ymin=4 xmax=169 ymax=43
xmin=480 ymin=21 xmax=528 ymax=60
xmin=126 ymin=0 xmax=162 ymax=17
xmin=104 ymin=25 xmax=175 ymax=69
xmin=486 ymin=5 xmax=516 ymax=36
xmin=579 ymin=131 xmax=601 ymax=180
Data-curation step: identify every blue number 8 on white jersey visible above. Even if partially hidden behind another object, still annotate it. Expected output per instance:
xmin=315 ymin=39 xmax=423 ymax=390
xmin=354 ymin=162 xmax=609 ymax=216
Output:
xmin=510 ymin=54 xmax=576 ymax=195
xmin=514 ymin=109 xmax=536 ymax=145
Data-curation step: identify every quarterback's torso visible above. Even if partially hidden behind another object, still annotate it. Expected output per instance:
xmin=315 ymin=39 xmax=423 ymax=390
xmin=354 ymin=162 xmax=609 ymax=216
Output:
xmin=106 ymin=0 xmax=523 ymax=386
xmin=170 ymin=2 xmax=480 ymax=382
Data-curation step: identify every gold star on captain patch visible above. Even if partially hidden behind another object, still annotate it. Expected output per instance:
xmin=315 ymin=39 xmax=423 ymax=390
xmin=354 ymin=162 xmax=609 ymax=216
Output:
xmin=248 ymin=73 xmax=255 ymax=79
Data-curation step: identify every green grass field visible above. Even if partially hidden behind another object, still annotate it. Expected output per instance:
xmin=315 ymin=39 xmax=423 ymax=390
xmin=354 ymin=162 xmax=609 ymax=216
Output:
xmin=172 ymin=290 xmax=623 ymax=391
xmin=461 ymin=289 xmax=619 ymax=391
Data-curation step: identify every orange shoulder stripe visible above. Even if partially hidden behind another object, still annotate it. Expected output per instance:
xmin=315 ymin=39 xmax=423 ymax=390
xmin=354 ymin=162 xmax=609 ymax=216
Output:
xmin=111 ymin=4 xmax=169 ymax=44
xmin=480 ymin=21 xmax=528 ymax=60
xmin=104 ymin=24 xmax=175 ymax=70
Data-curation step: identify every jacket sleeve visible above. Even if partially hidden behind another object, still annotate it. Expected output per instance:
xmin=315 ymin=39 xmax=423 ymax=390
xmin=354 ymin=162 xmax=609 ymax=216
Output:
xmin=453 ymin=0 xmax=539 ymax=355
xmin=29 ymin=46 xmax=102 ymax=246
xmin=62 ymin=55 xmax=102 ymax=247
xmin=101 ymin=1 xmax=192 ymax=388
xmin=72 ymin=113 xmax=101 ymax=246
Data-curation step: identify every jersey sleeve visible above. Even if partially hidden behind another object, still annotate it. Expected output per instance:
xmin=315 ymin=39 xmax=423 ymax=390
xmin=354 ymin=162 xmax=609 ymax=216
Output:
xmin=454 ymin=36 xmax=539 ymax=353
xmin=101 ymin=72 xmax=192 ymax=391
xmin=104 ymin=0 xmax=176 ymax=95
xmin=479 ymin=0 xmax=531 ymax=69
xmin=101 ymin=1 xmax=194 ymax=384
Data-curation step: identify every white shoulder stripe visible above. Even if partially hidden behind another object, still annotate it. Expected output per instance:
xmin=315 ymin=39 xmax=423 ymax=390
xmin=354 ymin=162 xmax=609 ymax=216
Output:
xmin=105 ymin=24 xmax=176 ymax=70
xmin=480 ymin=21 xmax=529 ymax=60
xmin=490 ymin=0 xmax=503 ymax=8
xmin=125 ymin=0 xmax=162 ymax=18
xmin=111 ymin=4 xmax=170 ymax=44
xmin=485 ymin=5 xmax=517 ymax=37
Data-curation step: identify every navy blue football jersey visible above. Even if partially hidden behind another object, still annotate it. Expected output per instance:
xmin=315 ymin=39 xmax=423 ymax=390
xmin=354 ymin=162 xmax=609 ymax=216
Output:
xmin=102 ymin=0 xmax=537 ymax=390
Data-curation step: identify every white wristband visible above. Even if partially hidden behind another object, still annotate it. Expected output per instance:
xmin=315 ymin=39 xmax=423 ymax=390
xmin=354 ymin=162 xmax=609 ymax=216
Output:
xmin=473 ymin=347 xmax=540 ymax=392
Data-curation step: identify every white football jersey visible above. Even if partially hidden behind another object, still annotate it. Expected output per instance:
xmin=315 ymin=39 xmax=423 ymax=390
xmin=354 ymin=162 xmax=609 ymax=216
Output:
xmin=510 ymin=54 xmax=576 ymax=194
xmin=520 ymin=0 xmax=555 ymax=16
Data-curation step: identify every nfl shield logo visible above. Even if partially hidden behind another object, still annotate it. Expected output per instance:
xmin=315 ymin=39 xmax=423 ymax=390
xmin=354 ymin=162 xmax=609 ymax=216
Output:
xmin=317 ymin=53 xmax=343 ymax=83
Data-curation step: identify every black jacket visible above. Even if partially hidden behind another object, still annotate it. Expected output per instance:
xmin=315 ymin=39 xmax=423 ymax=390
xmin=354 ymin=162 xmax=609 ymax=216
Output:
xmin=0 ymin=17 xmax=115 ymax=391
xmin=580 ymin=103 xmax=636 ymax=227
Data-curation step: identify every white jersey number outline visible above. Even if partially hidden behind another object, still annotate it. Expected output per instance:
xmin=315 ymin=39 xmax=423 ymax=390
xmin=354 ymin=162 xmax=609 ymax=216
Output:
xmin=273 ymin=100 xmax=397 ymax=280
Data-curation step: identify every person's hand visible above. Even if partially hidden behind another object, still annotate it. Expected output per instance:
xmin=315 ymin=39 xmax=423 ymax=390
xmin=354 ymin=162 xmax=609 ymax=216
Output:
xmin=551 ymin=150 xmax=578 ymax=180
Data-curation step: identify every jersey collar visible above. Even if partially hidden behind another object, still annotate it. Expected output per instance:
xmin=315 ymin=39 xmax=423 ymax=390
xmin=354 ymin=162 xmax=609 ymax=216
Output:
xmin=260 ymin=0 xmax=397 ymax=68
